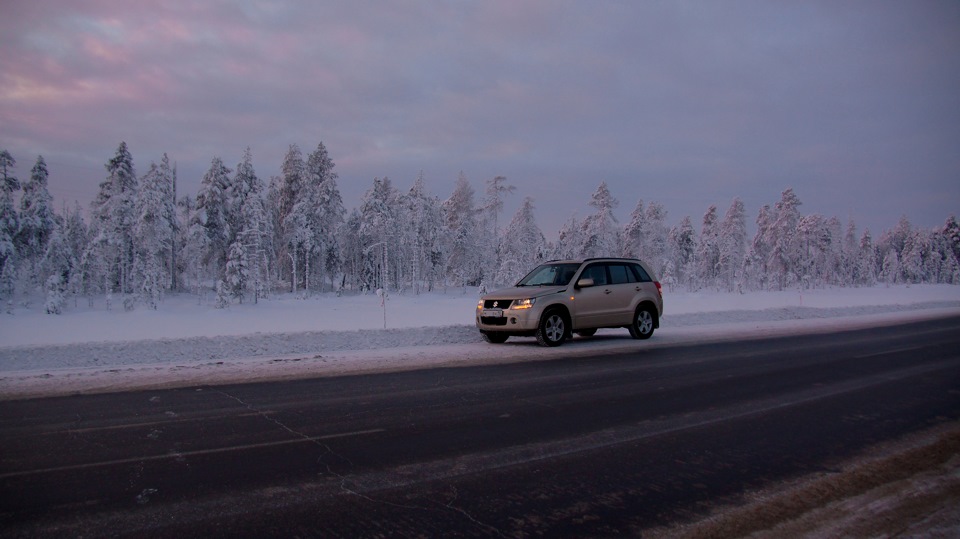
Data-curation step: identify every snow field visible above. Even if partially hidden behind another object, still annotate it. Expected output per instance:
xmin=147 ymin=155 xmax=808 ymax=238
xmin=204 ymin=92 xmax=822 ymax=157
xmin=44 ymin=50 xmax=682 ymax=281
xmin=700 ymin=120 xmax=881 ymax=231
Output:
xmin=1 ymin=284 xmax=959 ymax=399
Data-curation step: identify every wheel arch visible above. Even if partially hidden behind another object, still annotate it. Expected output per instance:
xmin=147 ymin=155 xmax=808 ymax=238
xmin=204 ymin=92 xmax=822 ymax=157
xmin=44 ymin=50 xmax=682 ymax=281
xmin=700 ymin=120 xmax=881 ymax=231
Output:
xmin=541 ymin=303 xmax=573 ymax=336
xmin=636 ymin=300 xmax=660 ymax=328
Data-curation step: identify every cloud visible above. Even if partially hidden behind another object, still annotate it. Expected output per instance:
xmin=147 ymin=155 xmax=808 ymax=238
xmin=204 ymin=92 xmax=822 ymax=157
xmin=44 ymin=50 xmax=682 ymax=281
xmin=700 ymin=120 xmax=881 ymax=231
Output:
xmin=0 ymin=0 xmax=958 ymax=238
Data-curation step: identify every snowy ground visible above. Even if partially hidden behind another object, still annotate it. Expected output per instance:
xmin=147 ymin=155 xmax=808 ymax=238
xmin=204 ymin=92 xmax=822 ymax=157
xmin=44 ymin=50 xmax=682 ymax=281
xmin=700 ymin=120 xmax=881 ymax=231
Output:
xmin=2 ymin=284 xmax=959 ymax=400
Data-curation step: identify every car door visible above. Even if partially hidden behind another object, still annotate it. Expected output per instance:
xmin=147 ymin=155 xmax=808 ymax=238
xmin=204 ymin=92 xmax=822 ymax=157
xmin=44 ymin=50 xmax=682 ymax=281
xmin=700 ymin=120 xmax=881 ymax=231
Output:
xmin=571 ymin=263 xmax=611 ymax=328
xmin=606 ymin=263 xmax=641 ymax=324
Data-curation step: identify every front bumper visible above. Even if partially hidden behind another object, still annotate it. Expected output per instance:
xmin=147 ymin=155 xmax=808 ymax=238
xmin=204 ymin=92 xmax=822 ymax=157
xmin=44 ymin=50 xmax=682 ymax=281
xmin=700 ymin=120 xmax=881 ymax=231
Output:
xmin=476 ymin=307 xmax=541 ymax=333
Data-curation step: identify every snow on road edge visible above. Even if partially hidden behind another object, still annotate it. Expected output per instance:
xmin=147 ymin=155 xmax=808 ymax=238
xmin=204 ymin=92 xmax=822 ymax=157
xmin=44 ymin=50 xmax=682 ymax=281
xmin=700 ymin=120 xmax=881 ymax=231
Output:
xmin=1 ymin=302 xmax=958 ymax=400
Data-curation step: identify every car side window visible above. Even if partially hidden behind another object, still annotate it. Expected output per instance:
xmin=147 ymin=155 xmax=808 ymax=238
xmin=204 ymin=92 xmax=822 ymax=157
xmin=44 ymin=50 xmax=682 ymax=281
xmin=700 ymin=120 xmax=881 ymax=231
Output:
xmin=609 ymin=264 xmax=633 ymax=284
xmin=630 ymin=263 xmax=652 ymax=282
xmin=582 ymin=264 xmax=608 ymax=285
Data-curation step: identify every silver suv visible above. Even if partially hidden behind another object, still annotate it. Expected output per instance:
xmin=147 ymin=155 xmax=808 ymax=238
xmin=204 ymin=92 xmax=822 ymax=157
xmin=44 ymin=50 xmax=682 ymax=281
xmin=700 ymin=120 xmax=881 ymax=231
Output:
xmin=476 ymin=258 xmax=663 ymax=346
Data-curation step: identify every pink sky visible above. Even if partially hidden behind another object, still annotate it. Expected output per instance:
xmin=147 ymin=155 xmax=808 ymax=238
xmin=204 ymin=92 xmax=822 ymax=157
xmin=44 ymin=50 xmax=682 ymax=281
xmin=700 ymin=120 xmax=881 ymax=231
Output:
xmin=1 ymin=1 xmax=958 ymax=236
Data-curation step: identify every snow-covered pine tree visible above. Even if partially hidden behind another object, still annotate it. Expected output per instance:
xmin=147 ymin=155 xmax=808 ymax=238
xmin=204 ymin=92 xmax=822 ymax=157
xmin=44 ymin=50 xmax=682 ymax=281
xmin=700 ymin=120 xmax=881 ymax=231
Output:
xmin=668 ymin=216 xmax=697 ymax=290
xmin=879 ymin=248 xmax=900 ymax=284
xmin=442 ymin=172 xmax=481 ymax=288
xmin=276 ymin=145 xmax=306 ymax=291
xmin=302 ymin=142 xmax=344 ymax=293
xmin=717 ymin=198 xmax=746 ymax=292
xmin=191 ymin=156 xmax=232 ymax=288
xmin=495 ymin=197 xmax=546 ymax=286
xmin=39 ymin=223 xmax=70 ymax=300
xmin=741 ymin=204 xmax=773 ymax=290
xmin=160 ymin=155 xmax=180 ymax=292
xmin=643 ymin=202 xmax=670 ymax=279
xmin=44 ymin=273 xmax=64 ymax=314
xmin=767 ymin=188 xmax=803 ymax=290
xmin=339 ymin=209 xmax=365 ymax=291
xmin=134 ymin=160 xmax=176 ymax=308
xmin=942 ymin=216 xmax=960 ymax=267
xmin=694 ymin=205 xmax=719 ymax=290
xmin=358 ymin=177 xmax=400 ymax=291
xmin=402 ymin=172 xmax=443 ymax=293
xmin=551 ymin=215 xmax=583 ymax=261
xmin=839 ymin=220 xmax=859 ymax=286
xmin=174 ymin=195 xmax=196 ymax=293
xmin=480 ymin=175 xmax=515 ymax=285
xmin=224 ymin=237 xmax=249 ymax=303
xmin=18 ymin=155 xmax=58 ymax=286
xmin=0 ymin=150 xmax=19 ymax=299
xmin=580 ymin=182 xmax=620 ymax=258
xmin=88 ymin=142 xmax=138 ymax=297
xmin=231 ymin=148 xmax=268 ymax=301
xmin=621 ymin=199 xmax=646 ymax=259
xmin=61 ymin=203 xmax=88 ymax=299
xmin=855 ymin=229 xmax=878 ymax=286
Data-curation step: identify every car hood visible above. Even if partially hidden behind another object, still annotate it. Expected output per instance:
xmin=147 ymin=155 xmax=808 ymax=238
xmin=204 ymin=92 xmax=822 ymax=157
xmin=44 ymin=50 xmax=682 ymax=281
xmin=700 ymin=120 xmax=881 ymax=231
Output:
xmin=484 ymin=286 xmax=567 ymax=299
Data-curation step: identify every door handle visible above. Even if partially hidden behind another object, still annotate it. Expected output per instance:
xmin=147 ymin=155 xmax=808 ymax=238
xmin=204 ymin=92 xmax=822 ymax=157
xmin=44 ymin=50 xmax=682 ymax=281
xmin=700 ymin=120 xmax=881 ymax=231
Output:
xmin=604 ymin=289 xmax=612 ymax=294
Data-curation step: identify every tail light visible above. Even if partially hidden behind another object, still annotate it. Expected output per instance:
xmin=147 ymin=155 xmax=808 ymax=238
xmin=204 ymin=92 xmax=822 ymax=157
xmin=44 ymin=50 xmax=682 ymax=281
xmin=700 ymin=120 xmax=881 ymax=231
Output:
xmin=654 ymin=281 xmax=662 ymax=297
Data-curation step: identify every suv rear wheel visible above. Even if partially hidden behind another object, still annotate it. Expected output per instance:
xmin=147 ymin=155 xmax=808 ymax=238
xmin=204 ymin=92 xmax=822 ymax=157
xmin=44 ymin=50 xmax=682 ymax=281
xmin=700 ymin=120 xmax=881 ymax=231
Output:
xmin=628 ymin=306 xmax=656 ymax=339
xmin=536 ymin=309 xmax=568 ymax=347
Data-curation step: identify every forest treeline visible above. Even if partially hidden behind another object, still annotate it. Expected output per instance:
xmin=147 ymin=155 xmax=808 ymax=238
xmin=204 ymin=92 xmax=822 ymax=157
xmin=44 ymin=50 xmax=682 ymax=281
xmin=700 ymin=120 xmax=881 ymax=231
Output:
xmin=1 ymin=143 xmax=958 ymax=314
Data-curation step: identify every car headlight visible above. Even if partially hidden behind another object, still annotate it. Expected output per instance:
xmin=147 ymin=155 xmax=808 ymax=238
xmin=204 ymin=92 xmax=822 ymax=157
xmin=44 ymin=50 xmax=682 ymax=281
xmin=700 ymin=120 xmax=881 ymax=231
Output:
xmin=513 ymin=298 xmax=536 ymax=310
xmin=477 ymin=299 xmax=484 ymax=310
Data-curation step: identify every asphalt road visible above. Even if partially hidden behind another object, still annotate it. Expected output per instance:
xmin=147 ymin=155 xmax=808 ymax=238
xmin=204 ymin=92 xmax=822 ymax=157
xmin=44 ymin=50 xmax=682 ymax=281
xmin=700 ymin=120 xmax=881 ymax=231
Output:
xmin=2 ymin=315 xmax=959 ymax=537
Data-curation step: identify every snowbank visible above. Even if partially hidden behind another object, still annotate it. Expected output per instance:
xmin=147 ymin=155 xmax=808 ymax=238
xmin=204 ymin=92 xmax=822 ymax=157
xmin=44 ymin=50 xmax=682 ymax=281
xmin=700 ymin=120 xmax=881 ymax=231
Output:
xmin=1 ymin=284 xmax=959 ymax=399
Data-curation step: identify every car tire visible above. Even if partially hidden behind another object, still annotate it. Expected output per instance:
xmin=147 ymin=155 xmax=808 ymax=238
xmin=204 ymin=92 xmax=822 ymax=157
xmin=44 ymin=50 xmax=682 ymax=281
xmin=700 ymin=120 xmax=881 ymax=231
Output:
xmin=481 ymin=331 xmax=509 ymax=344
xmin=536 ymin=309 xmax=567 ymax=347
xmin=628 ymin=306 xmax=656 ymax=339
xmin=576 ymin=329 xmax=597 ymax=338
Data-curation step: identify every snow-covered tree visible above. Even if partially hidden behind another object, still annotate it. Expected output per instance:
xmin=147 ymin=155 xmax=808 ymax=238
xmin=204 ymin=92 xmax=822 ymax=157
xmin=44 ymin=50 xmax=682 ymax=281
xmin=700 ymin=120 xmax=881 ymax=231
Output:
xmin=298 ymin=142 xmax=344 ymax=293
xmin=60 ymin=202 xmax=88 ymax=298
xmin=695 ymin=205 xmax=720 ymax=289
xmin=879 ymin=248 xmax=900 ymax=284
xmin=855 ymin=229 xmax=878 ymax=286
xmin=479 ymin=175 xmax=515 ymax=283
xmin=358 ymin=177 xmax=400 ymax=290
xmin=551 ymin=215 xmax=583 ymax=261
xmin=942 ymin=216 xmax=960 ymax=266
xmin=231 ymin=148 xmax=269 ymax=301
xmin=276 ymin=145 xmax=306 ymax=292
xmin=442 ymin=172 xmax=481 ymax=287
xmin=17 ymin=155 xmax=57 ymax=283
xmin=717 ymin=198 xmax=746 ymax=292
xmin=767 ymin=188 xmax=803 ymax=290
xmin=621 ymin=199 xmax=647 ymax=259
xmin=496 ymin=197 xmax=546 ymax=286
xmin=88 ymin=142 xmax=138 ymax=296
xmin=643 ymin=202 xmax=670 ymax=279
xmin=224 ymin=237 xmax=249 ymax=302
xmin=0 ymin=150 xmax=19 ymax=298
xmin=402 ymin=172 xmax=444 ymax=293
xmin=134 ymin=158 xmax=177 ymax=308
xmin=189 ymin=156 xmax=232 ymax=288
xmin=580 ymin=182 xmax=620 ymax=258
xmin=667 ymin=216 xmax=697 ymax=290
xmin=44 ymin=273 xmax=64 ymax=314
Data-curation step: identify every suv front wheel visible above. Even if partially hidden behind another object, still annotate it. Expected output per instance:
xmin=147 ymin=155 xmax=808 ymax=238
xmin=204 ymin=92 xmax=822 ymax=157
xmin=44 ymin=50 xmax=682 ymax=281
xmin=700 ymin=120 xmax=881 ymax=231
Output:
xmin=629 ymin=306 xmax=656 ymax=339
xmin=536 ymin=309 xmax=568 ymax=347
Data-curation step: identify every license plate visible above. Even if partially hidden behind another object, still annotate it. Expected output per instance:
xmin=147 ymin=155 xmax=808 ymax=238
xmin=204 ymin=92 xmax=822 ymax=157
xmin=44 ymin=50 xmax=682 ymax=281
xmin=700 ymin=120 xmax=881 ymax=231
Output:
xmin=482 ymin=309 xmax=504 ymax=318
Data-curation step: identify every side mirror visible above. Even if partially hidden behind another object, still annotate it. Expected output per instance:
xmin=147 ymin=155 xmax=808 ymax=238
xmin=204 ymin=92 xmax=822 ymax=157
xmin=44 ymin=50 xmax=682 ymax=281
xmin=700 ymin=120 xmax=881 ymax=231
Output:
xmin=576 ymin=277 xmax=595 ymax=289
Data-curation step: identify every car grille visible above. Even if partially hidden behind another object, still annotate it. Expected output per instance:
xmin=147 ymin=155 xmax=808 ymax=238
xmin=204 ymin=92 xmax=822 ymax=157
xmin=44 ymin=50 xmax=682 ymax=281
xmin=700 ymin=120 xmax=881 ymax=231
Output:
xmin=483 ymin=299 xmax=514 ymax=309
xmin=480 ymin=317 xmax=509 ymax=326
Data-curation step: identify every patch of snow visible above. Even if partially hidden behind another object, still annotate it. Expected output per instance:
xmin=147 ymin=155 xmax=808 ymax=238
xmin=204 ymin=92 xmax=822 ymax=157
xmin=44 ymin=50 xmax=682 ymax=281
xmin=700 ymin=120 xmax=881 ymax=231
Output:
xmin=1 ymin=284 xmax=958 ymax=400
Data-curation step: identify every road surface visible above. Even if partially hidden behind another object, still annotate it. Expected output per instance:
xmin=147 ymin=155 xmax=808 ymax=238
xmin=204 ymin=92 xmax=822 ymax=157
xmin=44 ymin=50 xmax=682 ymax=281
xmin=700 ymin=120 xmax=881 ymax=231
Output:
xmin=2 ymin=315 xmax=959 ymax=537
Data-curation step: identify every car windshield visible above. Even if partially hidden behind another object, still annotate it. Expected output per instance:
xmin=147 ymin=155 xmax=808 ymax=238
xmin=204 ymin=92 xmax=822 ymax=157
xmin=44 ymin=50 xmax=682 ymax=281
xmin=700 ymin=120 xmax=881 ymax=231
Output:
xmin=516 ymin=263 xmax=580 ymax=286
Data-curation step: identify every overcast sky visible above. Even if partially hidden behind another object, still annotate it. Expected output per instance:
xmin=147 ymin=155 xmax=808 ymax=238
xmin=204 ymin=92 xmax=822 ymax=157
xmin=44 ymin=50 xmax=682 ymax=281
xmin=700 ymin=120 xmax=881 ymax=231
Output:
xmin=2 ymin=1 xmax=958 ymax=238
